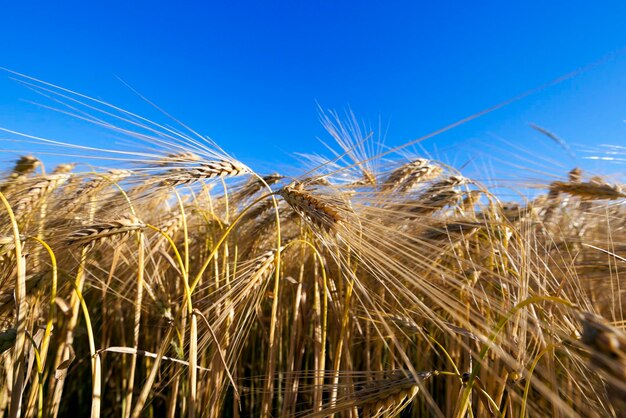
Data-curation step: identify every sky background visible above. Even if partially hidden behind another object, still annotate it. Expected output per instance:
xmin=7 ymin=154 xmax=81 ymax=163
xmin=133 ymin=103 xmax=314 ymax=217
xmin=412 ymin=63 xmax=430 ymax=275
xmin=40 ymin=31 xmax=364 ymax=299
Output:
xmin=1 ymin=1 xmax=626 ymax=190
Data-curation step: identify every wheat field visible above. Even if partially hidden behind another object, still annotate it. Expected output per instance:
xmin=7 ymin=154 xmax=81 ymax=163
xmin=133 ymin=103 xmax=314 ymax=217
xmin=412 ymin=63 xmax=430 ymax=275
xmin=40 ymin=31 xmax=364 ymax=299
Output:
xmin=0 ymin=76 xmax=625 ymax=418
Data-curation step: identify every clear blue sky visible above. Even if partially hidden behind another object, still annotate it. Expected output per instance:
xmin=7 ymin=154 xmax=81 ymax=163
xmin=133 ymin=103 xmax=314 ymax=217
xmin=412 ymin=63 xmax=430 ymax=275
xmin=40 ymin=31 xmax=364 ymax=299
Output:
xmin=1 ymin=1 xmax=626 ymax=186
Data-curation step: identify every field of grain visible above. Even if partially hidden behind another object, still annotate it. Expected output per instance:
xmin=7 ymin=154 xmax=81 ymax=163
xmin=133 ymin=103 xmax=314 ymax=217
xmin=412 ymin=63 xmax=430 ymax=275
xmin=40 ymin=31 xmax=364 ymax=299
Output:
xmin=0 ymin=78 xmax=625 ymax=418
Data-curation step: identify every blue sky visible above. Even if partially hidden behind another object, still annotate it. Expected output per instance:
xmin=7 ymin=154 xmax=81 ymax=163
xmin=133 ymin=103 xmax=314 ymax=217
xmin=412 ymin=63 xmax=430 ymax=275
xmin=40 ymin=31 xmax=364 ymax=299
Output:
xmin=1 ymin=1 xmax=626 ymax=187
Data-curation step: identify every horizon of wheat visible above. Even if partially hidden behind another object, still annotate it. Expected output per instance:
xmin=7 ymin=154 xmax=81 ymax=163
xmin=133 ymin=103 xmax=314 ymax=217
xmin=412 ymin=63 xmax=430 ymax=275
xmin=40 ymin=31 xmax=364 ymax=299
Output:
xmin=0 ymin=73 xmax=624 ymax=418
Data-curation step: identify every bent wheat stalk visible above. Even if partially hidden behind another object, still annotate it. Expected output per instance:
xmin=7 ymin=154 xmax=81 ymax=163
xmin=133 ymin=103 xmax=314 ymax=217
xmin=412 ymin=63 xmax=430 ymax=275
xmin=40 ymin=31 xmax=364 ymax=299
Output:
xmin=0 ymin=191 xmax=27 ymax=418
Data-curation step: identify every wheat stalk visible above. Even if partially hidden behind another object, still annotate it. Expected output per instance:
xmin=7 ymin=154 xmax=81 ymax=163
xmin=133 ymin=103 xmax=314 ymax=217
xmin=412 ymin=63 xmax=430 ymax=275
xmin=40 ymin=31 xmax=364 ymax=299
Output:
xmin=383 ymin=159 xmax=441 ymax=191
xmin=0 ymin=156 xmax=41 ymax=193
xmin=278 ymin=183 xmax=345 ymax=231
xmin=66 ymin=215 xmax=146 ymax=248
xmin=580 ymin=312 xmax=626 ymax=410
xmin=159 ymin=160 xmax=249 ymax=186
xmin=551 ymin=180 xmax=625 ymax=200
xmin=13 ymin=174 xmax=69 ymax=221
